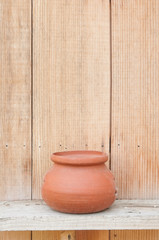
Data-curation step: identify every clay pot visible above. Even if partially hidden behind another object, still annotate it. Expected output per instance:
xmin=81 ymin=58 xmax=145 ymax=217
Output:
xmin=42 ymin=150 xmax=116 ymax=213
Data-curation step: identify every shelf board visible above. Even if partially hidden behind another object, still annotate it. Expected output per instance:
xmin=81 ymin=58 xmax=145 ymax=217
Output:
xmin=0 ymin=200 xmax=159 ymax=231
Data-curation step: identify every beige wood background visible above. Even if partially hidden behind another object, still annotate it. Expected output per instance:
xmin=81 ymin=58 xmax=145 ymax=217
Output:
xmin=0 ymin=0 xmax=31 ymax=201
xmin=110 ymin=0 xmax=159 ymax=239
xmin=33 ymin=0 xmax=110 ymax=199
xmin=0 ymin=0 xmax=31 ymax=239
xmin=0 ymin=0 xmax=159 ymax=240
xmin=33 ymin=0 xmax=110 ymax=239
xmin=111 ymin=0 xmax=159 ymax=200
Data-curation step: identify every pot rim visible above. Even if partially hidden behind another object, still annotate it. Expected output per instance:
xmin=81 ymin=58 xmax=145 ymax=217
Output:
xmin=51 ymin=150 xmax=108 ymax=166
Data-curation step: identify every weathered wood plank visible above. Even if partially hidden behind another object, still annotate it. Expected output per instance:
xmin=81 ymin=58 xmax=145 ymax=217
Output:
xmin=0 ymin=0 xmax=31 ymax=239
xmin=0 ymin=200 xmax=159 ymax=231
xmin=33 ymin=1 xmax=110 ymax=238
xmin=0 ymin=0 xmax=31 ymax=201
xmin=111 ymin=0 xmax=159 ymax=199
xmin=111 ymin=0 xmax=159 ymax=238
xmin=33 ymin=0 xmax=110 ymax=198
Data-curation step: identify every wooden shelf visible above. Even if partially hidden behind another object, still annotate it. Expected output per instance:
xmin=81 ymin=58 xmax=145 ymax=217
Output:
xmin=0 ymin=200 xmax=159 ymax=231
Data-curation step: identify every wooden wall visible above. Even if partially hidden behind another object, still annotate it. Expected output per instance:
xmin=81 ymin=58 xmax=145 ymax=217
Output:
xmin=0 ymin=0 xmax=31 ymax=239
xmin=0 ymin=0 xmax=159 ymax=240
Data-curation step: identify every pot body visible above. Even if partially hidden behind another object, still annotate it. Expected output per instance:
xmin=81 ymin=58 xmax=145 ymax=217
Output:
xmin=42 ymin=151 xmax=116 ymax=213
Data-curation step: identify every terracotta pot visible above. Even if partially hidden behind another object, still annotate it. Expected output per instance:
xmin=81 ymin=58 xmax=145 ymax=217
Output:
xmin=42 ymin=150 xmax=116 ymax=213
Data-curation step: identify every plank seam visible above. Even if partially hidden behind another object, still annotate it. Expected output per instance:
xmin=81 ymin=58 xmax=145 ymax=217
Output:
xmin=109 ymin=0 xmax=112 ymax=170
xmin=31 ymin=0 xmax=33 ymax=201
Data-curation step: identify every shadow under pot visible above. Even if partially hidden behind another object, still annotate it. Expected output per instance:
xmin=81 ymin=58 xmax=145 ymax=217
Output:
xmin=42 ymin=150 xmax=116 ymax=213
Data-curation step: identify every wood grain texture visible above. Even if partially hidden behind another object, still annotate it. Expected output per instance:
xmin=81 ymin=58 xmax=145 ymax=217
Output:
xmin=33 ymin=0 xmax=110 ymax=198
xmin=32 ymin=231 xmax=108 ymax=240
xmin=33 ymin=0 xmax=110 ymax=238
xmin=0 ymin=0 xmax=31 ymax=200
xmin=111 ymin=0 xmax=159 ymax=199
xmin=33 ymin=231 xmax=75 ymax=240
xmin=111 ymin=1 xmax=159 ymax=239
xmin=0 ymin=1 xmax=31 ymax=239
xmin=33 ymin=0 xmax=110 ymax=228
xmin=32 ymin=231 xmax=60 ymax=240
xmin=76 ymin=230 xmax=109 ymax=240
xmin=1 ymin=200 xmax=159 ymax=231
xmin=110 ymin=230 xmax=159 ymax=240
xmin=0 ymin=232 xmax=31 ymax=240
xmin=60 ymin=231 xmax=75 ymax=240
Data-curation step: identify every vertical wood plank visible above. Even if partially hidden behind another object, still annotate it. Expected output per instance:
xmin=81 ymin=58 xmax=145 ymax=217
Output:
xmin=33 ymin=0 xmax=110 ymax=199
xmin=0 ymin=0 xmax=31 ymax=200
xmin=32 ymin=232 xmax=60 ymax=240
xmin=33 ymin=0 xmax=110 ymax=239
xmin=33 ymin=231 xmax=75 ymax=240
xmin=110 ymin=230 xmax=159 ymax=240
xmin=60 ymin=231 xmax=75 ymax=240
xmin=33 ymin=231 xmax=109 ymax=240
xmin=76 ymin=230 xmax=109 ymax=240
xmin=0 ymin=232 xmax=31 ymax=240
xmin=111 ymin=0 xmax=159 ymax=199
xmin=111 ymin=0 xmax=159 ymax=240
xmin=0 ymin=1 xmax=31 ymax=239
